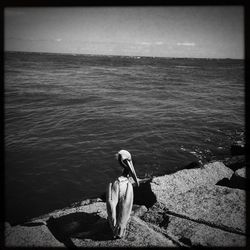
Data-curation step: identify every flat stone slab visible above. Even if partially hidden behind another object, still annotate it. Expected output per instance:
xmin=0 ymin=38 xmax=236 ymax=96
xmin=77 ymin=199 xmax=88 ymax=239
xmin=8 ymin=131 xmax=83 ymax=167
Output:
xmin=147 ymin=182 xmax=246 ymax=235
xmin=5 ymin=223 xmax=64 ymax=247
xmin=141 ymin=201 xmax=246 ymax=247
xmin=71 ymin=215 xmax=177 ymax=247
xmin=166 ymin=215 xmax=246 ymax=247
xmin=166 ymin=185 xmax=245 ymax=234
xmin=151 ymin=161 xmax=234 ymax=202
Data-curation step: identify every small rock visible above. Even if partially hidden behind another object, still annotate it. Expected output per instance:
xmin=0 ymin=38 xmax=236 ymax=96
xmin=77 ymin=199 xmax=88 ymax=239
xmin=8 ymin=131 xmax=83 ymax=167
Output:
xmin=132 ymin=205 xmax=148 ymax=217
xmin=235 ymin=167 xmax=246 ymax=178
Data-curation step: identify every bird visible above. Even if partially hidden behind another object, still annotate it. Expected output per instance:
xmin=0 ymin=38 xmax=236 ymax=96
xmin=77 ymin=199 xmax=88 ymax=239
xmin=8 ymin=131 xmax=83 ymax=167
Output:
xmin=106 ymin=149 xmax=139 ymax=239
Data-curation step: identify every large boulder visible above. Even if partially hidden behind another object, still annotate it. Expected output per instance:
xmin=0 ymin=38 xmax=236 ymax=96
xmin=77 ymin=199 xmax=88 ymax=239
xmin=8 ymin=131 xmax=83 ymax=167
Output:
xmin=141 ymin=202 xmax=246 ymax=247
xmin=150 ymin=161 xmax=234 ymax=202
xmin=154 ymin=185 xmax=245 ymax=233
xmin=147 ymin=161 xmax=246 ymax=247
xmin=166 ymin=215 xmax=246 ymax=247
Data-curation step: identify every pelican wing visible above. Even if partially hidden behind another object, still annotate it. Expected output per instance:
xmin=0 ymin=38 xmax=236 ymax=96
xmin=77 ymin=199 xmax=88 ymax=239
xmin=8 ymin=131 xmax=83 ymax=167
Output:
xmin=106 ymin=180 xmax=119 ymax=232
xmin=114 ymin=180 xmax=133 ymax=238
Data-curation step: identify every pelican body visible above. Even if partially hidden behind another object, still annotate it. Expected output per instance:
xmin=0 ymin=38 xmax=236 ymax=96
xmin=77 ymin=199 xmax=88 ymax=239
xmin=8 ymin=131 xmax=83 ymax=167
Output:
xmin=106 ymin=150 xmax=139 ymax=239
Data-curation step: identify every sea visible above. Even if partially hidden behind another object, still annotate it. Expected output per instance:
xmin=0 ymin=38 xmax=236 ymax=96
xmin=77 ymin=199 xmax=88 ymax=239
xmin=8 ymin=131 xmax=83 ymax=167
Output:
xmin=5 ymin=51 xmax=245 ymax=224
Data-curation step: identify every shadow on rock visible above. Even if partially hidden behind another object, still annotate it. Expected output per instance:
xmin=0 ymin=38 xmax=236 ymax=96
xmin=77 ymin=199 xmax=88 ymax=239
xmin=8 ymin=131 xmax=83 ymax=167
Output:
xmin=46 ymin=212 xmax=113 ymax=247
xmin=216 ymin=176 xmax=248 ymax=191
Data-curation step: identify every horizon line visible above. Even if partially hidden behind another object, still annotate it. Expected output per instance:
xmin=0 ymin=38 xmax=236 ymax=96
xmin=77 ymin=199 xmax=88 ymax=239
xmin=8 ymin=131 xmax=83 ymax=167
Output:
xmin=4 ymin=50 xmax=244 ymax=60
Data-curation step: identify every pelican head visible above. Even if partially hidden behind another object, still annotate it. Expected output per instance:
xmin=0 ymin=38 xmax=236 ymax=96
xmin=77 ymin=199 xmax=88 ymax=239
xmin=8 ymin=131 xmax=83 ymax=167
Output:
xmin=116 ymin=150 xmax=139 ymax=187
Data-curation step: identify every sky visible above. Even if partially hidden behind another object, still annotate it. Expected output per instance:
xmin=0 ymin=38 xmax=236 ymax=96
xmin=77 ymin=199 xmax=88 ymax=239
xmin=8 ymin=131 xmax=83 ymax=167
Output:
xmin=4 ymin=6 xmax=244 ymax=59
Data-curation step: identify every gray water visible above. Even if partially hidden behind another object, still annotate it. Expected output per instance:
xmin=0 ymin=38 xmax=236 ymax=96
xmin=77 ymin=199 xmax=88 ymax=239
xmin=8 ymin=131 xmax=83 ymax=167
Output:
xmin=5 ymin=51 xmax=244 ymax=223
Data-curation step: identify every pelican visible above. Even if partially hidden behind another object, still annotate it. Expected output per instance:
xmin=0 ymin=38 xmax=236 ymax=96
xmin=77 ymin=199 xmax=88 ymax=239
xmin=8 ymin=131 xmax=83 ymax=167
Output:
xmin=106 ymin=149 xmax=139 ymax=239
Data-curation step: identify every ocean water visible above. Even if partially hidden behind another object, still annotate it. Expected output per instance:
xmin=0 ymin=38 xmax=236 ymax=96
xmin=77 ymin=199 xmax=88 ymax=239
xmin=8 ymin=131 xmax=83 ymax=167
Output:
xmin=5 ymin=51 xmax=244 ymax=224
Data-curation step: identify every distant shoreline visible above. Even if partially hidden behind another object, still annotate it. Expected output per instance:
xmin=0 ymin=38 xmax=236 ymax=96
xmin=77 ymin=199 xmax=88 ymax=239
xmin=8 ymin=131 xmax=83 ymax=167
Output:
xmin=4 ymin=50 xmax=244 ymax=61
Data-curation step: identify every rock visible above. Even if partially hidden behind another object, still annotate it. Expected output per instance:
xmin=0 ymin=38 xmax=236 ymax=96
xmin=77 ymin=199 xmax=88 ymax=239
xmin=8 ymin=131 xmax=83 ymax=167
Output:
xmin=5 ymin=200 xmax=175 ymax=248
xmin=5 ymin=223 xmax=64 ymax=247
xmin=222 ymin=155 xmax=245 ymax=171
xmin=141 ymin=183 xmax=246 ymax=247
xmin=235 ymin=167 xmax=246 ymax=178
xmin=5 ymin=201 xmax=106 ymax=247
xmin=141 ymin=202 xmax=246 ymax=247
xmin=71 ymin=215 xmax=176 ymax=247
xmin=71 ymin=198 xmax=103 ymax=207
xmin=131 ymin=205 xmax=148 ymax=217
xmin=151 ymin=161 xmax=233 ymax=202
xmin=5 ymin=160 xmax=245 ymax=247
xmin=148 ymin=162 xmax=245 ymax=246
xmin=166 ymin=215 xmax=246 ymax=247
xmin=31 ymin=199 xmax=106 ymax=222
xmin=148 ymin=183 xmax=246 ymax=233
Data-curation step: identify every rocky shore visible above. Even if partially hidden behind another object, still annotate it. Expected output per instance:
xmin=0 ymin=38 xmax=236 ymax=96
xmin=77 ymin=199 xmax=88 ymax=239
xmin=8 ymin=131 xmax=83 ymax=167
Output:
xmin=5 ymin=144 xmax=247 ymax=247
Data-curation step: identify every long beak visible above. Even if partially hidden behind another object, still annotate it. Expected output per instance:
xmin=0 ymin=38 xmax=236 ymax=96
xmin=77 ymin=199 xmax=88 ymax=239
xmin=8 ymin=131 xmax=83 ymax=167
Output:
xmin=124 ymin=159 xmax=139 ymax=187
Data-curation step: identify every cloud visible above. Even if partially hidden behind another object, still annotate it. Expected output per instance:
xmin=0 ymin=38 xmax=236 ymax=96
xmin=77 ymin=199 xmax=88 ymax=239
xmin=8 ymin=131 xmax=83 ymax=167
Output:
xmin=155 ymin=41 xmax=164 ymax=45
xmin=6 ymin=36 xmax=63 ymax=43
xmin=177 ymin=42 xmax=196 ymax=46
xmin=140 ymin=42 xmax=151 ymax=46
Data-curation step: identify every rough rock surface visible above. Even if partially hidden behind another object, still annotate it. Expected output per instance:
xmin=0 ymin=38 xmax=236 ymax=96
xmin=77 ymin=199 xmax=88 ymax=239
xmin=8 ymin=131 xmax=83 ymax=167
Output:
xmin=235 ymin=167 xmax=246 ymax=178
xmin=150 ymin=161 xmax=234 ymax=202
xmin=148 ymin=161 xmax=246 ymax=246
xmin=5 ymin=222 xmax=64 ymax=247
xmin=5 ymin=201 xmax=176 ymax=248
xmin=164 ymin=185 xmax=245 ymax=233
xmin=166 ymin=216 xmax=246 ymax=247
xmin=5 ymin=161 xmax=246 ymax=247
xmin=71 ymin=215 xmax=176 ymax=247
xmin=141 ymin=203 xmax=246 ymax=247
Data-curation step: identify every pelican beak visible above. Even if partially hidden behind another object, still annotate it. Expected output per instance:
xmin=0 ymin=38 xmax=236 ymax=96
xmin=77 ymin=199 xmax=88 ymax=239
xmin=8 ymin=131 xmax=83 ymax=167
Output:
xmin=124 ymin=159 xmax=139 ymax=187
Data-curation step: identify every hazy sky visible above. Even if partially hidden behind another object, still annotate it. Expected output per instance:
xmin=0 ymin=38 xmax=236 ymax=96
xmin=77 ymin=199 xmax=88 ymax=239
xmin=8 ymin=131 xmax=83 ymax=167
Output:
xmin=5 ymin=6 xmax=244 ymax=58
